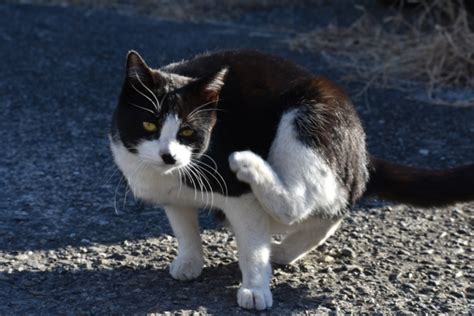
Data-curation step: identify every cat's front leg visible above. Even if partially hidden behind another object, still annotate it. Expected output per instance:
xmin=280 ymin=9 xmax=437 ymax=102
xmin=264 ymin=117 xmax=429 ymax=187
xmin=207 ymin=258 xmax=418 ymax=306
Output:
xmin=223 ymin=195 xmax=273 ymax=310
xmin=164 ymin=206 xmax=203 ymax=281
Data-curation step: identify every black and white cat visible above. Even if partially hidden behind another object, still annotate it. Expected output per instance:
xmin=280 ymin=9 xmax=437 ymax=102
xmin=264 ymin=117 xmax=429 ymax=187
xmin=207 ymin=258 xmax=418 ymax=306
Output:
xmin=110 ymin=49 xmax=474 ymax=310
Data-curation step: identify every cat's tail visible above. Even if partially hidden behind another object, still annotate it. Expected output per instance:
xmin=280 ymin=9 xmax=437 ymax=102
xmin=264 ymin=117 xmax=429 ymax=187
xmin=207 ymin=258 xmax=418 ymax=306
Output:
xmin=365 ymin=157 xmax=474 ymax=207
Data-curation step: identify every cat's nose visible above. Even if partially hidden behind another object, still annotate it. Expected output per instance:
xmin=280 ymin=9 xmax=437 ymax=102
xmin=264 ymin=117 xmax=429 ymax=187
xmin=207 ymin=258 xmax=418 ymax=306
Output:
xmin=161 ymin=153 xmax=176 ymax=165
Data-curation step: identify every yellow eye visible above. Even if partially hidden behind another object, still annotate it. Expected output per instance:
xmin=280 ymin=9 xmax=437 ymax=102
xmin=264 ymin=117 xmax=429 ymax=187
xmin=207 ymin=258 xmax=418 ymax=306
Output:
xmin=179 ymin=128 xmax=194 ymax=137
xmin=142 ymin=121 xmax=157 ymax=132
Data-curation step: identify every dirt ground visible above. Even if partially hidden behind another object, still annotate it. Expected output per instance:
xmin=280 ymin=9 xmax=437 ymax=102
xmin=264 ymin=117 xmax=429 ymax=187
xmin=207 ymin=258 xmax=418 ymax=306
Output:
xmin=0 ymin=2 xmax=472 ymax=314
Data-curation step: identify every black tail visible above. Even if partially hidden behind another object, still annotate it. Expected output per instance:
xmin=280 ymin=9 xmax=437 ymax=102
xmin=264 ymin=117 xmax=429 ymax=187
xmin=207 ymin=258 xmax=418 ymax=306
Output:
xmin=365 ymin=157 xmax=474 ymax=207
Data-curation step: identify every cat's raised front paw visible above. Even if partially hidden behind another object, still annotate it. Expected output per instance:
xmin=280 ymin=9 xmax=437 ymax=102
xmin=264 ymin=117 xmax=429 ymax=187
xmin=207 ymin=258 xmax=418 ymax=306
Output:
xmin=229 ymin=151 xmax=266 ymax=185
xmin=169 ymin=254 xmax=203 ymax=281
xmin=237 ymin=286 xmax=273 ymax=310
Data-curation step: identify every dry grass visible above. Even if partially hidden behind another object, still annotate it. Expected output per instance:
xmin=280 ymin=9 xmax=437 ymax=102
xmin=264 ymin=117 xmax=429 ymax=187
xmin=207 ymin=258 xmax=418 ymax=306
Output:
xmin=292 ymin=0 xmax=474 ymax=106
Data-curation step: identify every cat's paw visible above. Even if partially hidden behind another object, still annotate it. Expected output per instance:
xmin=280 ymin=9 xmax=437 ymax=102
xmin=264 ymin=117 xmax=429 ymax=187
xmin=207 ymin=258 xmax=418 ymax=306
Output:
xmin=229 ymin=151 xmax=267 ymax=185
xmin=169 ymin=254 xmax=203 ymax=281
xmin=237 ymin=286 xmax=273 ymax=310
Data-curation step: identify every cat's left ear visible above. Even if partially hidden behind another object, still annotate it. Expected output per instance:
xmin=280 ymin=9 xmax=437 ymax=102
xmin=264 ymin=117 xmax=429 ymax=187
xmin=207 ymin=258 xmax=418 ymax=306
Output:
xmin=125 ymin=50 xmax=154 ymax=84
xmin=191 ymin=68 xmax=228 ymax=104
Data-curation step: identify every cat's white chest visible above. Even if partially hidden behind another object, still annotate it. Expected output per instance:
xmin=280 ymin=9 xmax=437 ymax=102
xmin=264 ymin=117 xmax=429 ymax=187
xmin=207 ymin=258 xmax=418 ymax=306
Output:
xmin=126 ymin=168 xmax=179 ymax=205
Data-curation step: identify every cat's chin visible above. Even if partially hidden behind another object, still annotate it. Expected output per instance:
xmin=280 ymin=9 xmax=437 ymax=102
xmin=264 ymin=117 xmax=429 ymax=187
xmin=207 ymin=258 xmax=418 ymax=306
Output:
xmin=147 ymin=162 xmax=187 ymax=176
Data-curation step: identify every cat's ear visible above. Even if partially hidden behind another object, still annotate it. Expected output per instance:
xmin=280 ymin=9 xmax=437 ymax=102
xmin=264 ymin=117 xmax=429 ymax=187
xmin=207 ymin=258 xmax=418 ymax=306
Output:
xmin=125 ymin=50 xmax=153 ymax=84
xmin=191 ymin=68 xmax=228 ymax=104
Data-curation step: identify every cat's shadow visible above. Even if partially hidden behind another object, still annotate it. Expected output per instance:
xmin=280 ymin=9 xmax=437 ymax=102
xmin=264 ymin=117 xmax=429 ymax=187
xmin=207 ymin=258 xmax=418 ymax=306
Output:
xmin=6 ymin=261 xmax=318 ymax=313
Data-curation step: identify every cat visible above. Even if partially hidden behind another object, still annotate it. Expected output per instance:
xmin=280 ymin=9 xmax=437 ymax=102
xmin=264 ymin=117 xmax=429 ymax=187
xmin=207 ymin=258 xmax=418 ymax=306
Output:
xmin=110 ymin=49 xmax=474 ymax=310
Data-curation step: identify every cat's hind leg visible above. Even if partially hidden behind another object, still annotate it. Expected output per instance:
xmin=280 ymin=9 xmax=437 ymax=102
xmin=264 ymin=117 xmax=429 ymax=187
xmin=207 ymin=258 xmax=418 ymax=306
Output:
xmin=164 ymin=206 xmax=204 ymax=281
xmin=223 ymin=194 xmax=273 ymax=310
xmin=271 ymin=216 xmax=343 ymax=265
xmin=229 ymin=110 xmax=347 ymax=225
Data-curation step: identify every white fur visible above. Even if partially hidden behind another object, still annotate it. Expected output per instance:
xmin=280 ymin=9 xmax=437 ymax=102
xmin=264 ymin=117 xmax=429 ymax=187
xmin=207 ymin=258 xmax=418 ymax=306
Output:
xmin=110 ymin=108 xmax=346 ymax=310
xmin=229 ymin=109 xmax=347 ymax=225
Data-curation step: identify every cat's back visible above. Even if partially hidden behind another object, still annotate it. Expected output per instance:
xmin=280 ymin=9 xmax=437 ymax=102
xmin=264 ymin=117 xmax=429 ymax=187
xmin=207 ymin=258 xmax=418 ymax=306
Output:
xmin=163 ymin=49 xmax=311 ymax=93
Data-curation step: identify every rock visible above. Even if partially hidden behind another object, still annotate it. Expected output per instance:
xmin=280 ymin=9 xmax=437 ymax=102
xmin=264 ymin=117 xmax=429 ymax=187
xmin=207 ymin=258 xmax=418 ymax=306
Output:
xmin=340 ymin=248 xmax=355 ymax=258
xmin=108 ymin=253 xmax=126 ymax=261
xmin=389 ymin=273 xmax=401 ymax=282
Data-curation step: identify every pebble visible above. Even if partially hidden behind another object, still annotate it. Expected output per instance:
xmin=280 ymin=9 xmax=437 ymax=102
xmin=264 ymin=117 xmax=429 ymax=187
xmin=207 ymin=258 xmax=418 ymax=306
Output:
xmin=438 ymin=232 xmax=448 ymax=239
xmin=389 ymin=273 xmax=400 ymax=282
xmin=340 ymin=248 xmax=355 ymax=258
xmin=418 ymin=149 xmax=430 ymax=156
xmin=323 ymin=255 xmax=335 ymax=263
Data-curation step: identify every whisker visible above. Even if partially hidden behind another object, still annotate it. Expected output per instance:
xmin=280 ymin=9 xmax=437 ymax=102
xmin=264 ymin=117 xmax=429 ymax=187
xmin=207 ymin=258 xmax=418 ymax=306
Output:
xmin=130 ymin=79 xmax=158 ymax=112
xmin=200 ymin=153 xmax=218 ymax=170
xmin=183 ymin=166 xmax=198 ymax=201
xmin=129 ymin=102 xmax=156 ymax=115
xmin=191 ymin=162 xmax=215 ymax=210
xmin=134 ymin=72 xmax=160 ymax=111
xmin=160 ymin=91 xmax=169 ymax=107
xmin=185 ymin=99 xmax=226 ymax=123
xmin=193 ymin=159 xmax=228 ymax=198
xmin=105 ymin=165 xmax=122 ymax=185
xmin=187 ymin=99 xmax=218 ymax=118
xmin=185 ymin=109 xmax=226 ymax=124
xmin=186 ymin=165 xmax=206 ymax=206
xmin=114 ymin=161 xmax=146 ymax=215
xmin=177 ymin=167 xmax=183 ymax=197
xmin=113 ymin=174 xmax=126 ymax=215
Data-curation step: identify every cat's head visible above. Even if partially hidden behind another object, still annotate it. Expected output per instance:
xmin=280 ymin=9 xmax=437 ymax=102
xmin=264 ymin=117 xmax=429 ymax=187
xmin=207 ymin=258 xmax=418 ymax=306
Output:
xmin=111 ymin=51 xmax=227 ymax=174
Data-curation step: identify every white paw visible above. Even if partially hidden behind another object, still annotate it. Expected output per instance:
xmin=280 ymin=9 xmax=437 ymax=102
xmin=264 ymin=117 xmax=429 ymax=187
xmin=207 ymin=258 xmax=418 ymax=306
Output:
xmin=228 ymin=151 xmax=266 ymax=185
xmin=237 ymin=286 xmax=273 ymax=310
xmin=169 ymin=254 xmax=203 ymax=281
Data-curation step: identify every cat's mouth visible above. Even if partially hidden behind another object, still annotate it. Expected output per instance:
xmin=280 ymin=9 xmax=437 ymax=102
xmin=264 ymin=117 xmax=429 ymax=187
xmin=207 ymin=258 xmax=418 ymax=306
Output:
xmin=141 ymin=158 xmax=189 ymax=175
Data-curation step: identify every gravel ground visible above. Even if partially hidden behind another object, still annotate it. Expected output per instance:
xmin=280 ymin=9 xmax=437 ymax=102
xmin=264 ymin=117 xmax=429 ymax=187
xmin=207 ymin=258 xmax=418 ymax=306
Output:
xmin=0 ymin=3 xmax=473 ymax=314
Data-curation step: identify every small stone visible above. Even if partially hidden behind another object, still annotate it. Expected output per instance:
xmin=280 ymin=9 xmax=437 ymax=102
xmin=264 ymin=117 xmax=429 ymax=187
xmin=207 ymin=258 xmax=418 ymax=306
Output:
xmin=449 ymin=291 xmax=464 ymax=298
xmin=347 ymin=265 xmax=363 ymax=274
xmin=108 ymin=253 xmax=126 ymax=261
xmin=419 ymin=149 xmax=429 ymax=156
xmin=402 ymin=283 xmax=417 ymax=291
xmin=422 ymin=249 xmax=434 ymax=255
xmin=427 ymin=280 xmax=440 ymax=287
xmin=389 ymin=273 xmax=400 ymax=282
xmin=341 ymin=248 xmax=355 ymax=258
xmin=454 ymin=248 xmax=464 ymax=255
xmin=323 ymin=255 xmax=335 ymax=263
xmin=454 ymin=271 xmax=463 ymax=278
xmin=419 ymin=287 xmax=434 ymax=294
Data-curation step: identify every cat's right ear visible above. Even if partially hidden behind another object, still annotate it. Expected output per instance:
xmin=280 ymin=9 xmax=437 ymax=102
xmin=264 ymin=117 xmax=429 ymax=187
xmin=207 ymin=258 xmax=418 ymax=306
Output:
xmin=126 ymin=50 xmax=153 ymax=84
